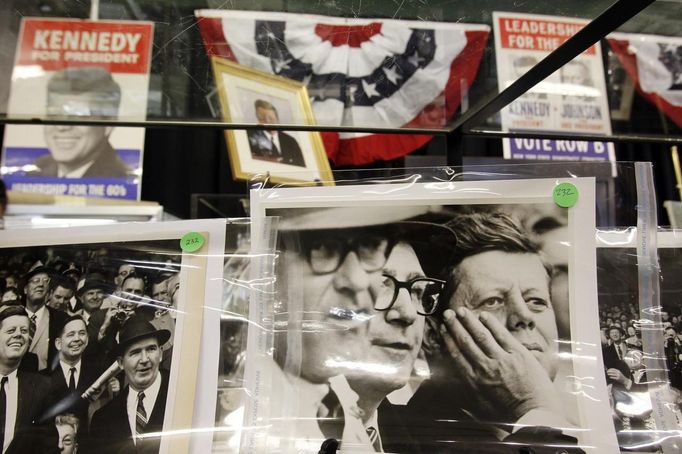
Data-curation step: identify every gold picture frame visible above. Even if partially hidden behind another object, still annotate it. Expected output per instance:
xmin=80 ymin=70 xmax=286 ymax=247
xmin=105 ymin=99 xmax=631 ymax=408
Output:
xmin=211 ymin=56 xmax=334 ymax=185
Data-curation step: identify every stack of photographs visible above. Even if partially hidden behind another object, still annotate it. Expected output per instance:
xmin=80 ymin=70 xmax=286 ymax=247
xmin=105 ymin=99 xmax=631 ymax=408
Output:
xmin=6 ymin=177 xmax=682 ymax=454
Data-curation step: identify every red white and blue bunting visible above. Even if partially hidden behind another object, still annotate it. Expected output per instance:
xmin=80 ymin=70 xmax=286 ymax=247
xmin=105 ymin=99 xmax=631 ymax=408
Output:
xmin=609 ymin=32 xmax=682 ymax=129
xmin=195 ymin=9 xmax=489 ymax=166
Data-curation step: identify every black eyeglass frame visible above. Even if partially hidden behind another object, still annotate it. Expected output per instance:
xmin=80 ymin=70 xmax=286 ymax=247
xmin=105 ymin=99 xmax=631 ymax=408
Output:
xmin=375 ymin=273 xmax=446 ymax=316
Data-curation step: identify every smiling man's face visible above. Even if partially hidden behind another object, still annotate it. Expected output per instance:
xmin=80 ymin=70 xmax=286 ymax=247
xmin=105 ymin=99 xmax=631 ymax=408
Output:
xmin=56 ymin=319 xmax=88 ymax=363
xmin=119 ymin=337 xmax=161 ymax=391
xmin=0 ymin=315 xmax=30 ymax=363
xmin=448 ymin=250 xmax=558 ymax=380
xmin=43 ymin=124 xmax=110 ymax=168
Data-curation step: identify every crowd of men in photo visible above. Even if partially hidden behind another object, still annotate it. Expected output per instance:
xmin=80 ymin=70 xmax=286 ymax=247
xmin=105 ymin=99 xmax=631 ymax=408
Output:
xmin=0 ymin=245 xmax=179 ymax=453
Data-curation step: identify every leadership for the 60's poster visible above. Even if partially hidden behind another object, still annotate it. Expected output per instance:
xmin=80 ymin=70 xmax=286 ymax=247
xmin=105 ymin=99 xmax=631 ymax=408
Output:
xmin=1 ymin=18 xmax=154 ymax=200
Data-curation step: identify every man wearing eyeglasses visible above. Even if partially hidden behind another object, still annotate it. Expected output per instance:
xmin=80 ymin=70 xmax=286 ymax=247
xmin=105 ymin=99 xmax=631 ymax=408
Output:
xmin=381 ymin=212 xmax=584 ymax=454
xmin=266 ymin=206 xmax=449 ymax=453
xmin=99 ymin=263 xmax=136 ymax=312
xmin=22 ymin=266 xmax=68 ymax=371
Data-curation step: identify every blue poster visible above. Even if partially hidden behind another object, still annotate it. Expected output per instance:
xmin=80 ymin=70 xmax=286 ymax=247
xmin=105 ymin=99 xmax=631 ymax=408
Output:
xmin=2 ymin=144 xmax=141 ymax=200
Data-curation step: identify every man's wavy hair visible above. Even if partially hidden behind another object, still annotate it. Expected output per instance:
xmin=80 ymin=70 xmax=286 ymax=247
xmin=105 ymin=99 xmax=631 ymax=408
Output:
xmin=423 ymin=211 xmax=550 ymax=356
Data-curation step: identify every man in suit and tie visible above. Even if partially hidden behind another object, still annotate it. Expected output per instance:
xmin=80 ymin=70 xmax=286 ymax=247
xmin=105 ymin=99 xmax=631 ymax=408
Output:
xmin=247 ymin=99 xmax=305 ymax=167
xmin=267 ymin=207 xmax=449 ymax=452
xmin=32 ymin=67 xmax=133 ymax=179
xmin=603 ymin=325 xmax=630 ymax=373
xmin=23 ymin=266 xmax=68 ymax=371
xmin=42 ymin=315 xmax=105 ymax=435
xmin=0 ymin=304 xmax=54 ymax=453
xmin=88 ymin=317 xmax=171 ymax=454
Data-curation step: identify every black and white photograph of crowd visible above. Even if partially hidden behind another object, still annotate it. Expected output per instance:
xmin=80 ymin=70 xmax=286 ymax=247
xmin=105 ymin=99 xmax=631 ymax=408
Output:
xmin=597 ymin=245 xmax=682 ymax=450
xmin=0 ymin=240 xmax=181 ymax=453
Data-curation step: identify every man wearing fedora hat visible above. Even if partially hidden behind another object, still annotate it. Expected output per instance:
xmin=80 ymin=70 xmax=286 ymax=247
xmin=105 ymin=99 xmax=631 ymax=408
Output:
xmin=0 ymin=304 xmax=54 ymax=452
xmin=23 ymin=266 xmax=68 ymax=371
xmin=74 ymin=278 xmax=110 ymax=322
xmin=264 ymin=205 xmax=450 ymax=452
xmin=88 ymin=316 xmax=171 ymax=454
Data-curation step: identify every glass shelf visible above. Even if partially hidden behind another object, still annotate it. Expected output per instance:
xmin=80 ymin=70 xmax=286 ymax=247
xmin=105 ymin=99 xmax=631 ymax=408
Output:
xmin=0 ymin=0 xmax=678 ymax=142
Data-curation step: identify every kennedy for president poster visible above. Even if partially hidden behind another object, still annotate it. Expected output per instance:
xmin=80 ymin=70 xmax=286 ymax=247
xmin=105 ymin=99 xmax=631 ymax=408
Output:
xmin=1 ymin=18 xmax=154 ymax=200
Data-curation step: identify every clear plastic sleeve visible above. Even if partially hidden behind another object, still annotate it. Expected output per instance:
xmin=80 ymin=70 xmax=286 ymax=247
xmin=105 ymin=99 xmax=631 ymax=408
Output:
xmin=0 ymin=217 xmax=279 ymax=454
xmin=2 ymin=162 xmax=681 ymax=454
xmin=238 ymin=162 xmax=676 ymax=454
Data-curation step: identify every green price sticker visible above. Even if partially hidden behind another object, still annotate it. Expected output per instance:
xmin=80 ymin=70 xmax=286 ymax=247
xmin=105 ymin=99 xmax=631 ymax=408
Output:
xmin=180 ymin=232 xmax=205 ymax=253
xmin=553 ymin=182 xmax=579 ymax=208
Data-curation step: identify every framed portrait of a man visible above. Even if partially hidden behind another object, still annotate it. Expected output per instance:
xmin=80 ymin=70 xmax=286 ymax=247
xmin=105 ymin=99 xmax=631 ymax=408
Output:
xmin=0 ymin=220 xmax=225 ymax=454
xmin=246 ymin=178 xmax=619 ymax=453
xmin=211 ymin=57 xmax=334 ymax=185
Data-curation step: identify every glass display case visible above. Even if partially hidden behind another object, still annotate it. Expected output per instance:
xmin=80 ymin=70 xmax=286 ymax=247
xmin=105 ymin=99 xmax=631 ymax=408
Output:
xmin=0 ymin=0 xmax=676 ymax=140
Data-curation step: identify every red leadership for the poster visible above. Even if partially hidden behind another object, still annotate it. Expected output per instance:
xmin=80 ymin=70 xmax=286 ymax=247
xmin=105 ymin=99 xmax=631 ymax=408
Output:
xmin=16 ymin=18 xmax=153 ymax=74
xmin=497 ymin=15 xmax=596 ymax=54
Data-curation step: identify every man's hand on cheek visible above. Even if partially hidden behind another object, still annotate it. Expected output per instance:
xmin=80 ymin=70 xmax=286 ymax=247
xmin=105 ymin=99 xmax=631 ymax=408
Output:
xmin=441 ymin=307 xmax=562 ymax=423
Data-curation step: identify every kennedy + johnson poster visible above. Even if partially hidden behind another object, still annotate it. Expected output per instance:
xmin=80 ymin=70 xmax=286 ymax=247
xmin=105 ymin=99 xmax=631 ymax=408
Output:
xmin=493 ymin=12 xmax=616 ymax=165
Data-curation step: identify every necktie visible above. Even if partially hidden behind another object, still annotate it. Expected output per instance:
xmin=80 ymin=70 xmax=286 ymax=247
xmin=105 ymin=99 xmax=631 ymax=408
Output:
xmin=366 ymin=426 xmax=382 ymax=452
xmin=317 ymin=388 xmax=344 ymax=441
xmin=617 ymin=344 xmax=622 ymax=359
xmin=135 ymin=392 xmax=147 ymax=441
xmin=29 ymin=315 xmax=37 ymax=341
xmin=68 ymin=367 xmax=76 ymax=392
xmin=270 ymin=136 xmax=280 ymax=155
xmin=0 ymin=376 xmax=7 ymax=450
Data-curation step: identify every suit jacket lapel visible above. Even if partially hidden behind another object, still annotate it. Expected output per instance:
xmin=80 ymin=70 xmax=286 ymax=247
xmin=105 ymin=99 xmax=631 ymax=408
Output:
xmin=148 ymin=373 xmax=169 ymax=430
xmin=119 ymin=386 xmax=133 ymax=439
xmin=52 ymin=366 xmax=68 ymax=392
xmin=15 ymin=372 xmax=33 ymax=435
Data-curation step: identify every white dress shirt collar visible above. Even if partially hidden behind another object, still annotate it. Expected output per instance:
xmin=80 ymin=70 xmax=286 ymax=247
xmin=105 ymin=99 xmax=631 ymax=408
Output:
xmin=58 ymin=160 xmax=95 ymax=178
xmin=267 ymin=131 xmax=281 ymax=154
xmin=59 ymin=359 xmax=82 ymax=388
xmin=25 ymin=304 xmax=46 ymax=323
